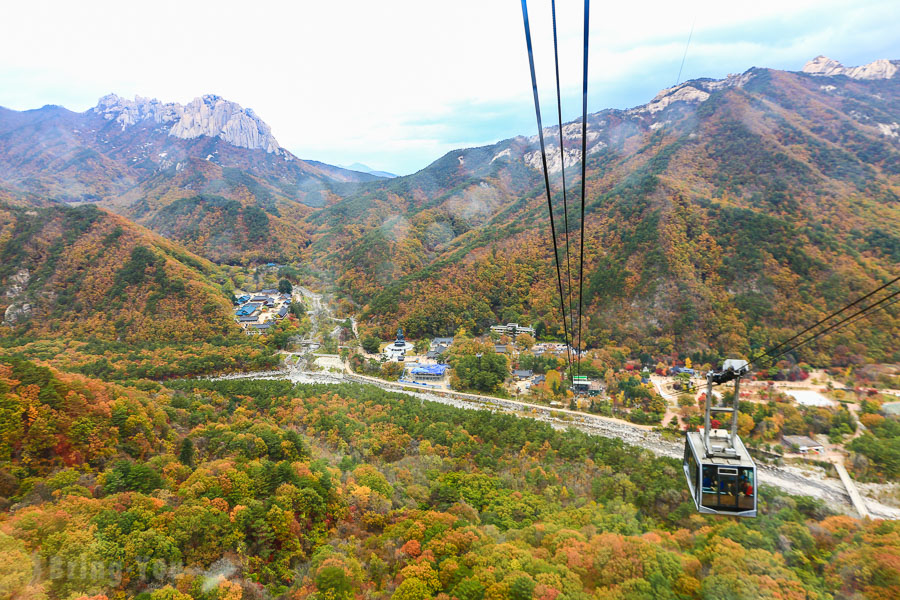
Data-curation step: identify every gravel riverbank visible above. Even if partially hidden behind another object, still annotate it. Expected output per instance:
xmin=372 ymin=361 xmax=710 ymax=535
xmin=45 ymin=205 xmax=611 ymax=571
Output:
xmin=208 ymin=366 xmax=900 ymax=519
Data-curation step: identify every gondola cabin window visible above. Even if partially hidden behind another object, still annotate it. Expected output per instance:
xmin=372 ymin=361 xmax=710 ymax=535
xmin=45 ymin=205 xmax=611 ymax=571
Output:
xmin=698 ymin=464 xmax=755 ymax=512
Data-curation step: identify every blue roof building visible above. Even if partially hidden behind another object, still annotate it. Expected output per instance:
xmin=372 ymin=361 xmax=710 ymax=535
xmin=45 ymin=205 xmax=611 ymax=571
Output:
xmin=235 ymin=302 xmax=261 ymax=317
xmin=408 ymin=364 xmax=449 ymax=380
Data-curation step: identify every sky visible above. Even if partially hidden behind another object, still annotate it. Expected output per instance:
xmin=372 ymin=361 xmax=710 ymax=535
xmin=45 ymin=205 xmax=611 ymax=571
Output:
xmin=1 ymin=0 xmax=898 ymax=175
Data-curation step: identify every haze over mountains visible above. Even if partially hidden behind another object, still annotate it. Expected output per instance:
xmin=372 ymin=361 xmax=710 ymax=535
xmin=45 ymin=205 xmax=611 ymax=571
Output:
xmin=339 ymin=162 xmax=398 ymax=179
xmin=1 ymin=55 xmax=899 ymax=361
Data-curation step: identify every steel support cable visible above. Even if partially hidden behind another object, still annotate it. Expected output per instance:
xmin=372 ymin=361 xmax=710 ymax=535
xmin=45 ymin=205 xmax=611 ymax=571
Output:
xmin=708 ymin=287 xmax=900 ymax=390
xmin=749 ymin=274 xmax=900 ymax=367
xmin=550 ymin=0 xmax=577 ymax=362
xmin=521 ymin=0 xmax=573 ymax=372
xmin=752 ymin=287 xmax=900 ymax=370
xmin=577 ymin=0 xmax=590 ymax=375
xmin=675 ymin=16 xmax=696 ymax=86
xmin=838 ymin=293 xmax=900 ymax=331
xmin=829 ymin=293 xmax=900 ymax=336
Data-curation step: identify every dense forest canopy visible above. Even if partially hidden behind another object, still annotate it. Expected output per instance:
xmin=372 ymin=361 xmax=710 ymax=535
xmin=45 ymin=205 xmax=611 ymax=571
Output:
xmin=1 ymin=359 xmax=898 ymax=600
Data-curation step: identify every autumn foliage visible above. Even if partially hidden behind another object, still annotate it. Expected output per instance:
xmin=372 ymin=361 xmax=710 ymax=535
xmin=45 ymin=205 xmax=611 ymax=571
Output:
xmin=1 ymin=366 xmax=897 ymax=600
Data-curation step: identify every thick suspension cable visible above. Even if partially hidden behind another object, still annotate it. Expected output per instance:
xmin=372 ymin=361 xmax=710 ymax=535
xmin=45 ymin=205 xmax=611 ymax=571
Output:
xmin=838 ymin=293 xmax=900 ymax=331
xmin=550 ymin=0 xmax=576 ymax=362
xmin=753 ymin=286 xmax=900 ymax=369
xmin=577 ymin=0 xmax=590 ymax=375
xmin=520 ymin=0 xmax=573 ymax=371
xmin=749 ymin=274 xmax=900 ymax=367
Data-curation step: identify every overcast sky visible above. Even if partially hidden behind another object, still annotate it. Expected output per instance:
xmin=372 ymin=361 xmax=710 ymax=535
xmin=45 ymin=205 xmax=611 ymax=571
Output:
xmin=1 ymin=0 xmax=898 ymax=175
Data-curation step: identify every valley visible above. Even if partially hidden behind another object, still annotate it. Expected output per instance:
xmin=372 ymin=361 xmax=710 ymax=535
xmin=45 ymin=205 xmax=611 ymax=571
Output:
xmin=212 ymin=286 xmax=900 ymax=521
xmin=1 ymin=52 xmax=899 ymax=600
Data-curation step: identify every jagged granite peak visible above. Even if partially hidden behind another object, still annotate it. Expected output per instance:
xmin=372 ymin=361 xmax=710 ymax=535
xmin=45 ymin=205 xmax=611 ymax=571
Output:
xmin=94 ymin=93 xmax=179 ymax=126
xmin=93 ymin=93 xmax=284 ymax=155
xmin=802 ymin=55 xmax=899 ymax=80
xmin=634 ymin=71 xmax=754 ymax=115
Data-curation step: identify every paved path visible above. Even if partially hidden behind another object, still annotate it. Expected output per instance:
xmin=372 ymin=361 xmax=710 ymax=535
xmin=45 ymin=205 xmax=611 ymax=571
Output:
xmin=832 ymin=460 xmax=871 ymax=519
xmin=343 ymin=368 xmax=656 ymax=431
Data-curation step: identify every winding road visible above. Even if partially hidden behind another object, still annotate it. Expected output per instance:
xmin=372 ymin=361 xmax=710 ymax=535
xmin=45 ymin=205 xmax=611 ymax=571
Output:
xmin=219 ymin=286 xmax=899 ymax=520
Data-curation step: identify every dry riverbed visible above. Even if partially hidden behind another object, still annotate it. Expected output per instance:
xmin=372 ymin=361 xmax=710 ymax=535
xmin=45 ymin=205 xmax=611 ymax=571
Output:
xmin=210 ymin=365 xmax=900 ymax=520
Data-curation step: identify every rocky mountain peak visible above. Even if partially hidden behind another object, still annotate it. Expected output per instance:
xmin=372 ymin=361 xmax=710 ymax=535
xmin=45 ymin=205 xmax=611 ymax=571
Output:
xmin=802 ymin=55 xmax=898 ymax=80
xmin=95 ymin=93 xmax=180 ymax=127
xmin=92 ymin=93 xmax=284 ymax=155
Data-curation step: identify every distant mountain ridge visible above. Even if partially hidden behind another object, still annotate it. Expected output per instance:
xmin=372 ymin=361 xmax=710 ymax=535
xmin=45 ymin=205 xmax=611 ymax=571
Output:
xmin=338 ymin=162 xmax=398 ymax=178
xmin=802 ymin=55 xmax=899 ymax=80
xmin=0 ymin=93 xmax=379 ymax=197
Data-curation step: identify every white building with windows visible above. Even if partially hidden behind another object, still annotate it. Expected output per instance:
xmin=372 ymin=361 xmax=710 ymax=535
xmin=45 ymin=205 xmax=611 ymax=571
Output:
xmin=491 ymin=323 xmax=535 ymax=336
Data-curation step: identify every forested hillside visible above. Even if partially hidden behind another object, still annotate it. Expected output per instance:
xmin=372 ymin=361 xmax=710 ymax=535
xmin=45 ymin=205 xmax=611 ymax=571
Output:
xmin=310 ymin=65 xmax=900 ymax=365
xmin=0 ymin=203 xmax=287 ymax=379
xmin=0 ymin=203 xmax=239 ymax=341
xmin=0 ymin=361 xmax=897 ymax=600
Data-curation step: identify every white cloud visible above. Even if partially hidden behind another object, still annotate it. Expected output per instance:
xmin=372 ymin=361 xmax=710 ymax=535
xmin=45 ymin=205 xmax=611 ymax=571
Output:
xmin=0 ymin=0 xmax=898 ymax=174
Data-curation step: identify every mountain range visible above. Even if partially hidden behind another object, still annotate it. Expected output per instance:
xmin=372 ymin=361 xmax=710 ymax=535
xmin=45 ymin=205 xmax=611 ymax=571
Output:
xmin=2 ymin=52 xmax=900 ymax=600
xmin=1 ymin=55 xmax=899 ymax=362
xmin=0 ymin=94 xmax=384 ymax=261
xmin=304 ymin=56 xmax=900 ymax=361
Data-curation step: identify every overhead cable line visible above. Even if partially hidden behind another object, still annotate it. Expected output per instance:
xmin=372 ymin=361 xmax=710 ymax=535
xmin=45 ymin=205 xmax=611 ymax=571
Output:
xmin=577 ymin=0 xmax=590 ymax=375
xmin=520 ymin=0 xmax=573 ymax=371
xmin=837 ymin=293 xmax=900 ymax=332
xmin=675 ymin=16 xmax=696 ymax=86
xmin=748 ymin=274 xmax=900 ymax=367
xmin=550 ymin=0 xmax=577 ymax=362
xmin=706 ymin=279 xmax=899 ymax=390
xmin=754 ymin=286 xmax=900 ymax=369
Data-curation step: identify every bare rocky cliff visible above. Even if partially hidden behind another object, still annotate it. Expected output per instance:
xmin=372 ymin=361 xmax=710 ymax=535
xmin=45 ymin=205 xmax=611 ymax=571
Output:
xmin=94 ymin=93 xmax=284 ymax=155
xmin=802 ymin=55 xmax=899 ymax=80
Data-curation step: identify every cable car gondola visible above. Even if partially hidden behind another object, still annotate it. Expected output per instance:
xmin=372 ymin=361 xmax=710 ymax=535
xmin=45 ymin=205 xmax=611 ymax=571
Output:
xmin=683 ymin=359 xmax=757 ymax=517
